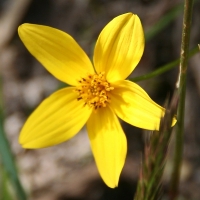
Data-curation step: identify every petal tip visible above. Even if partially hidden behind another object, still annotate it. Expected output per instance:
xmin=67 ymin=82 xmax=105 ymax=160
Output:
xmin=18 ymin=23 xmax=28 ymax=32
xmin=18 ymin=23 xmax=30 ymax=39
xmin=107 ymin=182 xmax=118 ymax=189
xmin=19 ymin=131 xmax=28 ymax=148
xmin=172 ymin=117 xmax=177 ymax=127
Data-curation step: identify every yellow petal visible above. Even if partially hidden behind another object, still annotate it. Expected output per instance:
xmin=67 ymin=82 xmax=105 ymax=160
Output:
xmin=86 ymin=107 xmax=127 ymax=188
xmin=93 ymin=13 xmax=144 ymax=82
xmin=18 ymin=24 xmax=94 ymax=86
xmin=19 ymin=87 xmax=92 ymax=148
xmin=110 ymin=80 xmax=166 ymax=130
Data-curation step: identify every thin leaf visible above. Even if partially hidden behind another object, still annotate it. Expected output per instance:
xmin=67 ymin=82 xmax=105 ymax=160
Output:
xmin=0 ymin=76 xmax=26 ymax=200
xmin=130 ymin=46 xmax=198 ymax=83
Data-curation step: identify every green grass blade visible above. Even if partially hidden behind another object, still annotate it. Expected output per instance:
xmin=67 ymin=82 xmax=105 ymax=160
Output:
xmin=0 ymin=165 xmax=13 ymax=200
xmin=0 ymin=120 xmax=27 ymax=200
xmin=134 ymin=92 xmax=178 ymax=200
xmin=0 ymin=75 xmax=26 ymax=200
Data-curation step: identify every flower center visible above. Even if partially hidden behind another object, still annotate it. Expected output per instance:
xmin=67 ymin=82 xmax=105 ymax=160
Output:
xmin=75 ymin=72 xmax=114 ymax=109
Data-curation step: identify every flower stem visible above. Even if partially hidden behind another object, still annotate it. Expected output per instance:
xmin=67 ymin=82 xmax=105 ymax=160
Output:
xmin=170 ymin=0 xmax=194 ymax=199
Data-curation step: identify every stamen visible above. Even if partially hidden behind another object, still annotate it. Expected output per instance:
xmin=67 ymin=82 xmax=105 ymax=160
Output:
xmin=75 ymin=72 xmax=114 ymax=109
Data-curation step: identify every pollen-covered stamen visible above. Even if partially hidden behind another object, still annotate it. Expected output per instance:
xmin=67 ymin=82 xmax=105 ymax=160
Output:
xmin=75 ymin=72 xmax=114 ymax=109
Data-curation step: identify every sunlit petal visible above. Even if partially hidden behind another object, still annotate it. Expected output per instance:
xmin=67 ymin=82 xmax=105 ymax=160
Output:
xmin=20 ymin=87 xmax=92 ymax=148
xmin=110 ymin=80 xmax=166 ymax=130
xmin=18 ymin=24 xmax=94 ymax=86
xmin=93 ymin=13 xmax=144 ymax=82
xmin=86 ymin=107 xmax=127 ymax=188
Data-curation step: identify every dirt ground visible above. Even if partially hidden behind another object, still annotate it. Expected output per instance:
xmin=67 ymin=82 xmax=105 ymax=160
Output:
xmin=0 ymin=0 xmax=200 ymax=199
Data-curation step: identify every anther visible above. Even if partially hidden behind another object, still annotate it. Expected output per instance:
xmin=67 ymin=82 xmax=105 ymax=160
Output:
xmin=75 ymin=72 xmax=114 ymax=109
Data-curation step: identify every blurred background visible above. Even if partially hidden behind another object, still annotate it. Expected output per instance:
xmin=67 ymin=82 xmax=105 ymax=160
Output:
xmin=0 ymin=0 xmax=200 ymax=199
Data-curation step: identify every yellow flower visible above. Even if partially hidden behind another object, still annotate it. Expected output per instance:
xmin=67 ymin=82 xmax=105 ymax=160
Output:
xmin=18 ymin=13 xmax=173 ymax=188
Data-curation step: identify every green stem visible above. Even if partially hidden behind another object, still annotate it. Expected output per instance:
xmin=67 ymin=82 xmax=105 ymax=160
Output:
xmin=170 ymin=0 xmax=193 ymax=199
xmin=130 ymin=46 xmax=198 ymax=83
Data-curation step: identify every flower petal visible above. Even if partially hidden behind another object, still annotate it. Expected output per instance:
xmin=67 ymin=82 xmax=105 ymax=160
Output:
xmin=19 ymin=87 xmax=92 ymax=148
xmin=110 ymin=80 xmax=166 ymax=130
xmin=93 ymin=13 xmax=144 ymax=82
xmin=18 ymin=24 xmax=94 ymax=86
xmin=86 ymin=107 xmax=127 ymax=188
